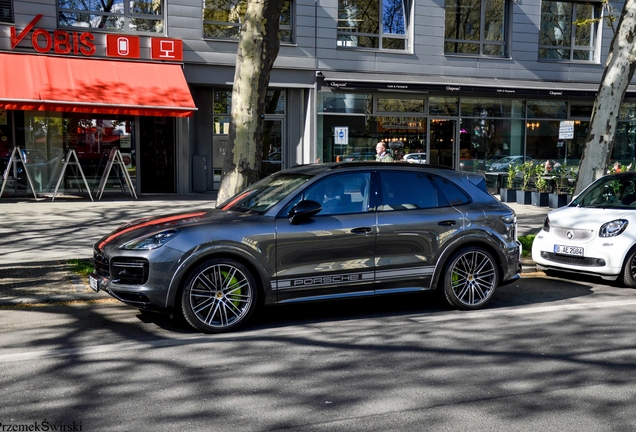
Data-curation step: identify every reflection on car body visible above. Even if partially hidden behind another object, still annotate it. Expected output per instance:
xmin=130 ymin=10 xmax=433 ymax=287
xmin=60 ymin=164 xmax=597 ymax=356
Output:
xmin=403 ymin=153 xmax=427 ymax=164
xmin=488 ymin=155 xmax=535 ymax=172
xmin=91 ymin=162 xmax=521 ymax=333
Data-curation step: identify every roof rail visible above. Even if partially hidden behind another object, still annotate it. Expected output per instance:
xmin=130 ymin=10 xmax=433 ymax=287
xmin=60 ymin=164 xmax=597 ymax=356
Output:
xmin=330 ymin=161 xmax=454 ymax=170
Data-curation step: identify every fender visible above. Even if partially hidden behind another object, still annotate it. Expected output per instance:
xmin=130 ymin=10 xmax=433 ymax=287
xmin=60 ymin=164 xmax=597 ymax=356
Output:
xmin=429 ymin=229 xmax=516 ymax=290
xmin=163 ymin=241 xmax=275 ymax=308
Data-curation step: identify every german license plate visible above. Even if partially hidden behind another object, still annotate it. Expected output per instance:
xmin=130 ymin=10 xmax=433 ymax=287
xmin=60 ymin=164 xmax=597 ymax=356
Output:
xmin=554 ymin=244 xmax=584 ymax=256
xmin=89 ymin=274 xmax=99 ymax=292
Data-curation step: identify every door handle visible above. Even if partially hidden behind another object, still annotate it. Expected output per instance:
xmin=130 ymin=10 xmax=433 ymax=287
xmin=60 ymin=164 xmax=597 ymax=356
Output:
xmin=438 ymin=220 xmax=457 ymax=226
xmin=351 ymin=227 xmax=373 ymax=234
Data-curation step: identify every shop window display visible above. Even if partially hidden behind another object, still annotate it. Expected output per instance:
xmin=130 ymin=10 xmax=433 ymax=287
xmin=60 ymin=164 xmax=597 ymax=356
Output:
xmin=14 ymin=113 xmax=136 ymax=196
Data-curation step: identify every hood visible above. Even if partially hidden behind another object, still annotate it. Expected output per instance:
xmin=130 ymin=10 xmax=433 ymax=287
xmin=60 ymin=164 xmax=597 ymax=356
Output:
xmin=547 ymin=206 xmax=636 ymax=230
xmin=96 ymin=209 xmax=259 ymax=249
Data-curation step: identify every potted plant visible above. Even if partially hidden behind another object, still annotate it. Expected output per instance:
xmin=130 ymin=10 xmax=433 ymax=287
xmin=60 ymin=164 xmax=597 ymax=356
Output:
xmin=531 ymin=164 xmax=550 ymax=206
xmin=516 ymin=160 xmax=534 ymax=205
xmin=549 ymin=164 xmax=575 ymax=208
xmin=499 ymin=164 xmax=517 ymax=202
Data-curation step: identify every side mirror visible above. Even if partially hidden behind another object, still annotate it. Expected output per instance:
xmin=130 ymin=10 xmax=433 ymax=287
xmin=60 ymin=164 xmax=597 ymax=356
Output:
xmin=289 ymin=200 xmax=322 ymax=224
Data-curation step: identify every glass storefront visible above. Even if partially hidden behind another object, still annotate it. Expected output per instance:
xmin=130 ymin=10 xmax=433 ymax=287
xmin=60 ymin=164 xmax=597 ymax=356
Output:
xmin=8 ymin=112 xmax=137 ymax=196
xmin=0 ymin=110 xmax=180 ymax=197
xmin=318 ymin=91 xmax=636 ymax=177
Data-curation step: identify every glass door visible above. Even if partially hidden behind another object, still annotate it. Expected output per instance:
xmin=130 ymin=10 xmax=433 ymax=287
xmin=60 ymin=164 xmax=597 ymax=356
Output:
xmin=429 ymin=119 xmax=456 ymax=169
xmin=261 ymin=120 xmax=283 ymax=178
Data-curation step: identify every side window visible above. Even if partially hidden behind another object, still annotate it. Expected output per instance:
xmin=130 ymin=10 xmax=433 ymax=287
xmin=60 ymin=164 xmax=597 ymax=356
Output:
xmin=378 ymin=171 xmax=445 ymax=210
xmin=298 ymin=172 xmax=371 ymax=216
xmin=430 ymin=175 xmax=471 ymax=206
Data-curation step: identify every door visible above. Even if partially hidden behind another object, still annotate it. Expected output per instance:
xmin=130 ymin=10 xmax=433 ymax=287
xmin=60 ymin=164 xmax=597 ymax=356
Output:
xmin=262 ymin=119 xmax=283 ymax=178
xmin=139 ymin=116 xmax=175 ymax=193
xmin=274 ymin=172 xmax=377 ymax=302
xmin=429 ymin=119 xmax=456 ymax=169
xmin=374 ymin=170 xmax=464 ymax=293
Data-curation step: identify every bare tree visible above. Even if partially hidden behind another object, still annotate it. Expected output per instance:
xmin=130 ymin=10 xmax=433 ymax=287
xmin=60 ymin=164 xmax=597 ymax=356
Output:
xmin=217 ymin=0 xmax=284 ymax=203
xmin=574 ymin=0 xmax=636 ymax=194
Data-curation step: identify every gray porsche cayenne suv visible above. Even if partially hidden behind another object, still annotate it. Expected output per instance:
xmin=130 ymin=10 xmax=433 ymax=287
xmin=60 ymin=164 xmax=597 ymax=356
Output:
xmin=91 ymin=162 xmax=521 ymax=333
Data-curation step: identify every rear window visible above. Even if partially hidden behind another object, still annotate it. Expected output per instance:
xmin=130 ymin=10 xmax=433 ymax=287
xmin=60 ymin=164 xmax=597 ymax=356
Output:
xmin=430 ymin=175 xmax=471 ymax=206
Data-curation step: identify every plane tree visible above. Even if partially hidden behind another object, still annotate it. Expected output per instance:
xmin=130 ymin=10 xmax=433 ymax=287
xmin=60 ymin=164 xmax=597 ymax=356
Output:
xmin=217 ymin=0 xmax=285 ymax=203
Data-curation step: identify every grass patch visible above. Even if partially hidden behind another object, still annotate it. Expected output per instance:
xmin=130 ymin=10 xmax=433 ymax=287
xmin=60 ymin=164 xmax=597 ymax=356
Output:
xmin=66 ymin=259 xmax=94 ymax=277
xmin=518 ymin=234 xmax=536 ymax=258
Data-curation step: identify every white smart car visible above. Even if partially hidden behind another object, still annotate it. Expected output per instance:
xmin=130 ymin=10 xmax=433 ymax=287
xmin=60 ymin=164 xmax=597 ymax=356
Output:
xmin=532 ymin=172 xmax=636 ymax=285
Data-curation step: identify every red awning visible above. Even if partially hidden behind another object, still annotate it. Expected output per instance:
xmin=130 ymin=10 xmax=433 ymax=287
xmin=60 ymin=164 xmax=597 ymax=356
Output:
xmin=0 ymin=53 xmax=196 ymax=117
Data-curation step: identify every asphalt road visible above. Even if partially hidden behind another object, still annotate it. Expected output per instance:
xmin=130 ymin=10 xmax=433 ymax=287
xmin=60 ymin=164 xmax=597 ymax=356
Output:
xmin=1 ymin=273 xmax=636 ymax=431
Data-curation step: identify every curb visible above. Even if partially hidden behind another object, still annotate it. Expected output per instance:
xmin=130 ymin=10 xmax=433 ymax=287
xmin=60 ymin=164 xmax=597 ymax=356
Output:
xmin=521 ymin=258 xmax=541 ymax=274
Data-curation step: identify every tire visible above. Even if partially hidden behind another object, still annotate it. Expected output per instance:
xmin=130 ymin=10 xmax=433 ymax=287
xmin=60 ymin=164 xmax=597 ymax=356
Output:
xmin=442 ymin=247 xmax=499 ymax=310
xmin=621 ymin=249 xmax=636 ymax=287
xmin=181 ymin=258 xmax=258 ymax=333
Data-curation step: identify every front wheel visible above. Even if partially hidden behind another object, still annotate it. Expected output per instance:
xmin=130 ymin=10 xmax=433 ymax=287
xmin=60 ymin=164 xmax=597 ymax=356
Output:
xmin=621 ymin=249 xmax=636 ymax=287
xmin=442 ymin=247 xmax=499 ymax=310
xmin=181 ymin=258 xmax=258 ymax=333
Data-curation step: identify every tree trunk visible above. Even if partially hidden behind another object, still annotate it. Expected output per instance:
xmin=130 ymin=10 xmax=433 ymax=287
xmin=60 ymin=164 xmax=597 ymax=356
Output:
xmin=574 ymin=0 xmax=636 ymax=195
xmin=217 ymin=0 xmax=284 ymax=204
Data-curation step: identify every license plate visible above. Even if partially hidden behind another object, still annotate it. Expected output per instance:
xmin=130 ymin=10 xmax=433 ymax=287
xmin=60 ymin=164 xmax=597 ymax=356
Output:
xmin=554 ymin=244 xmax=584 ymax=256
xmin=89 ymin=274 xmax=99 ymax=292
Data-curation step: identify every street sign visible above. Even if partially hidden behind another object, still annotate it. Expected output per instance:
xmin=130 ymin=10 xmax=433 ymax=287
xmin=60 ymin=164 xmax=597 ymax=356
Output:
xmin=559 ymin=120 xmax=574 ymax=139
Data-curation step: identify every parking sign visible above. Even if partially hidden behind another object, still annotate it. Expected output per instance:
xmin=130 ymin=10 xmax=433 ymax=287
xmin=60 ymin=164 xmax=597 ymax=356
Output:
xmin=335 ymin=127 xmax=348 ymax=145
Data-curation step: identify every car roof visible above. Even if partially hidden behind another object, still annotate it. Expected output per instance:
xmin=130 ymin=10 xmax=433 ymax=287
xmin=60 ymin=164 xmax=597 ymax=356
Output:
xmin=283 ymin=162 xmax=457 ymax=176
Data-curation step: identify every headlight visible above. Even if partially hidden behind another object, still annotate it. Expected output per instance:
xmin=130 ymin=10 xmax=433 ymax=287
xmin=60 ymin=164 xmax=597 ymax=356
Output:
xmin=542 ymin=216 xmax=550 ymax=232
xmin=599 ymin=219 xmax=628 ymax=238
xmin=122 ymin=229 xmax=180 ymax=250
xmin=500 ymin=214 xmax=516 ymax=224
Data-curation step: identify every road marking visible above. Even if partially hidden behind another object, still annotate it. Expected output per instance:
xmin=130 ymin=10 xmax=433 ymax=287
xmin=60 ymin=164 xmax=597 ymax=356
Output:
xmin=0 ymin=326 xmax=320 ymax=363
xmin=411 ymin=298 xmax=636 ymax=323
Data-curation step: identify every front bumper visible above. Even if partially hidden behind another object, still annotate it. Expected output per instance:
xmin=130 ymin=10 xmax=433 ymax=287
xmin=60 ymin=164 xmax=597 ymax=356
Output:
xmin=531 ymin=231 xmax=628 ymax=278
xmin=91 ymin=247 xmax=183 ymax=310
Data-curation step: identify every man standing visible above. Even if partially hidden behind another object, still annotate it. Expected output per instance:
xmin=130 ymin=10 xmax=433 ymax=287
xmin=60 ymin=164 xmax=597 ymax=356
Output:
xmin=375 ymin=141 xmax=395 ymax=162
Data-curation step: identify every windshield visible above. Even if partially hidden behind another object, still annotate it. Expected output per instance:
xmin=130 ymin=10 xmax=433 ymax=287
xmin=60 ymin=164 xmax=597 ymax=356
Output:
xmin=572 ymin=173 xmax=636 ymax=209
xmin=218 ymin=173 xmax=312 ymax=214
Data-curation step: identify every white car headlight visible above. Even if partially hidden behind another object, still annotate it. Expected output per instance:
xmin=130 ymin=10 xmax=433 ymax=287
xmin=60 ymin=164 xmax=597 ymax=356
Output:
xmin=599 ymin=219 xmax=628 ymax=238
xmin=122 ymin=229 xmax=180 ymax=250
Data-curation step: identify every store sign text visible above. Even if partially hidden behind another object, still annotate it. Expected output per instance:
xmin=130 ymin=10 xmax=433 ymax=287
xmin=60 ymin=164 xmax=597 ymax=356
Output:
xmin=11 ymin=15 xmax=96 ymax=55
xmin=10 ymin=15 xmax=183 ymax=61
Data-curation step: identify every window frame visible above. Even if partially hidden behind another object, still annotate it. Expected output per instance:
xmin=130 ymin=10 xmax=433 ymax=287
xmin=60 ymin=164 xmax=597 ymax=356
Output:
xmin=57 ymin=0 xmax=165 ymax=34
xmin=202 ymin=0 xmax=294 ymax=43
xmin=337 ymin=0 xmax=411 ymax=52
xmin=0 ymin=0 xmax=13 ymax=23
xmin=444 ymin=0 xmax=509 ymax=58
xmin=538 ymin=0 xmax=601 ymax=62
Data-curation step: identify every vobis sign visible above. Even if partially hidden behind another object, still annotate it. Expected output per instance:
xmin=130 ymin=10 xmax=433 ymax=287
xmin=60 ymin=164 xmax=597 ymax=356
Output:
xmin=9 ymin=15 xmax=183 ymax=61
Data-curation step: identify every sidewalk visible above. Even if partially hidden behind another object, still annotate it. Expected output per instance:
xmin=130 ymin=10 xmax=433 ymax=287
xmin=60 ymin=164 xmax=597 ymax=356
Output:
xmin=0 ymin=193 xmax=551 ymax=306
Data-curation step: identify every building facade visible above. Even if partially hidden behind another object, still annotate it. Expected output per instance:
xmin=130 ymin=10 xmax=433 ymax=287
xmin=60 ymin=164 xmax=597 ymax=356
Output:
xmin=0 ymin=0 xmax=635 ymax=197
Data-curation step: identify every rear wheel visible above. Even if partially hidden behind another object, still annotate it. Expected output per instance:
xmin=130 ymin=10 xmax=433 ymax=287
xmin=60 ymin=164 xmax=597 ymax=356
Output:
xmin=442 ymin=247 xmax=498 ymax=310
xmin=181 ymin=258 xmax=257 ymax=333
